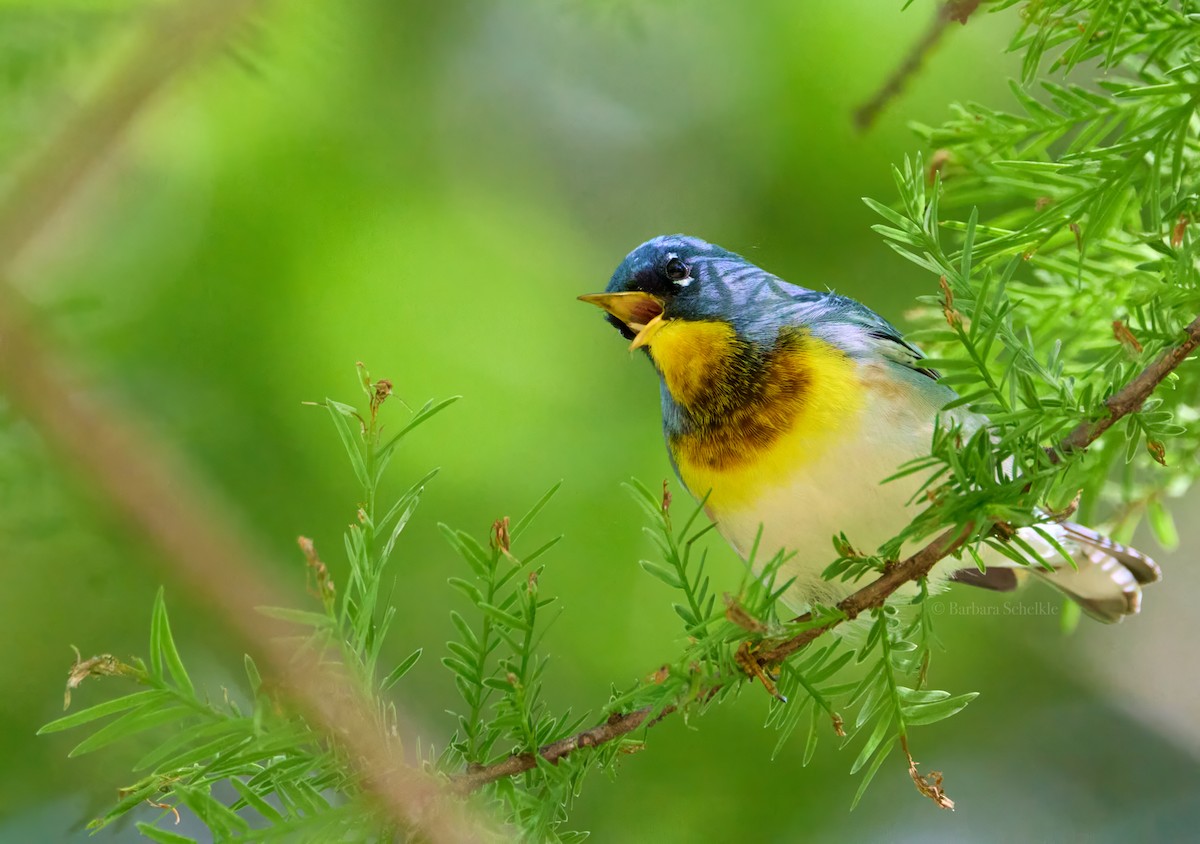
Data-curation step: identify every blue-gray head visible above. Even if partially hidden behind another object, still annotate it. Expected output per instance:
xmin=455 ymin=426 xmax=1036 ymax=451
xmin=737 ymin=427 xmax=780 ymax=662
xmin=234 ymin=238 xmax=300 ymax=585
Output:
xmin=580 ymin=234 xmax=823 ymax=349
xmin=581 ymin=234 xmax=937 ymax=385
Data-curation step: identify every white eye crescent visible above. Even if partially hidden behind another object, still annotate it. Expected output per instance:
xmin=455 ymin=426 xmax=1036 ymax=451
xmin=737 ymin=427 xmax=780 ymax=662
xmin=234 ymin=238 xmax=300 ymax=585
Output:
xmin=664 ymin=255 xmax=691 ymax=286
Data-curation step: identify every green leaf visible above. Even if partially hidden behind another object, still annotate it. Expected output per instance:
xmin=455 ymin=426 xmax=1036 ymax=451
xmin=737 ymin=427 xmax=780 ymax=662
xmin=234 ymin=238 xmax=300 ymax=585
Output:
xmin=88 ymin=779 xmax=161 ymax=830
xmin=1060 ymin=599 xmax=1082 ymax=635
xmin=135 ymin=823 xmax=196 ymax=844
xmin=849 ymin=710 xmax=897 ymax=777
xmin=164 ymin=731 xmax=252 ymax=772
xmin=862 ymin=196 xmax=912 ymax=229
xmin=275 ymin=777 xmax=330 ymax=817
xmin=961 ymin=206 xmax=978 ymax=283
xmin=477 ymin=602 xmax=530 ymax=631
xmin=175 ymin=783 xmax=250 ymax=834
xmin=520 ymin=535 xmax=562 ymax=568
xmin=379 ymin=468 xmax=439 ymax=529
xmin=512 ymin=481 xmax=563 ymax=541
xmin=378 ymin=396 xmax=461 ymax=457
xmin=447 ymin=576 xmax=484 ymax=605
xmin=803 ymin=706 xmax=820 ymax=766
xmin=624 ymin=478 xmax=664 ymax=523
xmin=148 ymin=590 xmax=164 ymax=680
xmin=638 ymin=560 xmax=683 ymax=589
xmin=39 ymin=689 xmax=171 ymax=734
xmin=806 ymin=649 xmax=854 ymax=685
xmin=904 ymin=692 xmax=979 ymax=727
xmin=679 ymin=490 xmax=713 ymax=538
xmin=230 ymin=778 xmax=284 ymax=824
xmin=151 ymin=590 xmax=193 ymax=696
xmin=382 ymin=648 xmax=422 ymax=691
xmin=854 ymin=682 xmax=893 ymax=732
xmin=448 ymin=611 xmax=479 ymax=648
xmin=243 ymin=654 xmax=262 ymax=693
xmin=68 ymin=704 xmax=194 ymax=757
xmin=325 ymin=400 xmax=369 ymax=489
xmin=896 ymin=687 xmax=949 ymax=704
xmin=850 ymin=735 xmax=897 ymax=810
xmin=440 ymin=525 xmax=492 ymax=577
xmin=672 ymin=603 xmax=697 ymax=626
xmin=381 ymin=492 xmax=422 ymax=563
xmin=133 ymin=718 xmax=248 ymax=773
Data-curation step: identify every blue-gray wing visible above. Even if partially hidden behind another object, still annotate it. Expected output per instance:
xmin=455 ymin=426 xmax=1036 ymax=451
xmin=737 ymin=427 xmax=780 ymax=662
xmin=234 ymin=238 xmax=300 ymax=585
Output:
xmin=795 ymin=290 xmax=940 ymax=381
xmin=734 ymin=274 xmax=941 ymax=381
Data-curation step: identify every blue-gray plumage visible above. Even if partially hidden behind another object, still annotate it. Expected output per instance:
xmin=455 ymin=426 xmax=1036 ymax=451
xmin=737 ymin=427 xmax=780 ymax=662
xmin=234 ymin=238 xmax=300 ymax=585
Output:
xmin=608 ymin=235 xmax=943 ymax=372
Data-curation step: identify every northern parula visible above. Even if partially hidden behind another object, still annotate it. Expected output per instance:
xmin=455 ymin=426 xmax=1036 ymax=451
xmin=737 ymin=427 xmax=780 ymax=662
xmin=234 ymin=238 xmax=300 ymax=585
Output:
xmin=581 ymin=234 xmax=1160 ymax=621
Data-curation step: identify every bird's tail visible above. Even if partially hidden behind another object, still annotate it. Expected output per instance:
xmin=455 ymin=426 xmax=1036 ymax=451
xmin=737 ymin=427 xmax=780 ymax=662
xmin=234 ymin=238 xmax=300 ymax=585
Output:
xmin=951 ymin=521 xmax=1162 ymax=623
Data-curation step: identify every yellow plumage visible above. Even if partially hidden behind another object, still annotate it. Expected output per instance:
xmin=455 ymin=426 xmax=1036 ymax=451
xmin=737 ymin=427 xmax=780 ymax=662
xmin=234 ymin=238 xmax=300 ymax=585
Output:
xmin=645 ymin=320 xmax=866 ymax=513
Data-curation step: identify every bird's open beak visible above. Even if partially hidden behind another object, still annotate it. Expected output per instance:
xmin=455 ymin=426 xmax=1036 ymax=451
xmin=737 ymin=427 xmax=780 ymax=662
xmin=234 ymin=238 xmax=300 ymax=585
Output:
xmin=578 ymin=291 xmax=667 ymax=351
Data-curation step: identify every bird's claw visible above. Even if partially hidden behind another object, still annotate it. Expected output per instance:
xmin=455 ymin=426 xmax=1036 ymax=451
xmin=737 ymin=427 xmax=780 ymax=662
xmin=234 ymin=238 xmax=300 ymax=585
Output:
xmin=734 ymin=641 xmax=786 ymax=703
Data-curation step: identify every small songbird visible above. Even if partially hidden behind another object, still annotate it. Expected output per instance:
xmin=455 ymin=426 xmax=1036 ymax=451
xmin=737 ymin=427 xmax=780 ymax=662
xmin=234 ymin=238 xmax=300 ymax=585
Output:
xmin=581 ymin=234 xmax=1161 ymax=621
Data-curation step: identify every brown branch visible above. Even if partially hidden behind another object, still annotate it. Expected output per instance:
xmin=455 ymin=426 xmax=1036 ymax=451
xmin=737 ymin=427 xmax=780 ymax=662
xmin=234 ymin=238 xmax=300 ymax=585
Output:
xmin=755 ymin=523 xmax=974 ymax=665
xmin=854 ymin=0 xmax=984 ymax=132
xmin=453 ymin=310 xmax=1200 ymax=794
xmin=450 ymin=706 xmax=674 ymax=795
xmin=1054 ymin=315 xmax=1200 ymax=458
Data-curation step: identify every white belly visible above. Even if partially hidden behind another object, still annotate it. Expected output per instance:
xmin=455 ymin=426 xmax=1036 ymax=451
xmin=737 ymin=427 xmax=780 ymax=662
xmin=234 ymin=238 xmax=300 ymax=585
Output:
xmin=709 ymin=386 xmax=947 ymax=612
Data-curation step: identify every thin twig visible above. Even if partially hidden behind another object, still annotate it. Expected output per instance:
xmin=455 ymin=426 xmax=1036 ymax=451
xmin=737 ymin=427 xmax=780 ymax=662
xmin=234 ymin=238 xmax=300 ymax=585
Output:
xmin=854 ymin=0 xmax=984 ymax=132
xmin=1054 ymin=315 xmax=1200 ymax=458
xmin=754 ymin=523 xmax=974 ymax=665
xmin=450 ymin=706 xmax=674 ymax=795
xmin=453 ymin=311 xmax=1200 ymax=792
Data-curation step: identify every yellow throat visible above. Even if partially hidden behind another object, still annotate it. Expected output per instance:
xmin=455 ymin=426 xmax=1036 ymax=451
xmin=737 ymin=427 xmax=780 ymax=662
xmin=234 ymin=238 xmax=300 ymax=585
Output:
xmin=642 ymin=319 xmax=865 ymax=513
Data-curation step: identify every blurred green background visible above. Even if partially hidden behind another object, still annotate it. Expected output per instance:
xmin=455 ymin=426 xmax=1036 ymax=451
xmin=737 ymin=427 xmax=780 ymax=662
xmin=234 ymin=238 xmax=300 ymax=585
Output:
xmin=3 ymin=1 xmax=1198 ymax=841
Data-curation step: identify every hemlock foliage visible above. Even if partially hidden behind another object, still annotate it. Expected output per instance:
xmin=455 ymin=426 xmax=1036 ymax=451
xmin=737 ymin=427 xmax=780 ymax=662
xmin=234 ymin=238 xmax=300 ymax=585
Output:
xmin=40 ymin=2 xmax=1200 ymax=841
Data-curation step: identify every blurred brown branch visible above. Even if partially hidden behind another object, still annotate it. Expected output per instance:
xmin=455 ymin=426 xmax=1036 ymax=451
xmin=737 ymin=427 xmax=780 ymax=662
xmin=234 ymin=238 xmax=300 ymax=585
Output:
xmin=0 ymin=1 xmax=485 ymax=841
xmin=0 ymin=0 xmax=265 ymax=271
xmin=854 ymin=0 xmax=984 ymax=131
xmin=453 ymin=312 xmax=1200 ymax=792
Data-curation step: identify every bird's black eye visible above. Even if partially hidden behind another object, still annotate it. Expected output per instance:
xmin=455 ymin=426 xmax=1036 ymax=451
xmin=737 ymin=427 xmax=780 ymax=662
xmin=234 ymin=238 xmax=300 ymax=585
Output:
xmin=664 ymin=256 xmax=688 ymax=282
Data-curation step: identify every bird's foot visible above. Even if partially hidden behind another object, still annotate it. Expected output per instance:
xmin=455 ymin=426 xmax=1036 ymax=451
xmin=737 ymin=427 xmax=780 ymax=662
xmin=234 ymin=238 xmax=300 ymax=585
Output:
xmin=734 ymin=641 xmax=786 ymax=703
